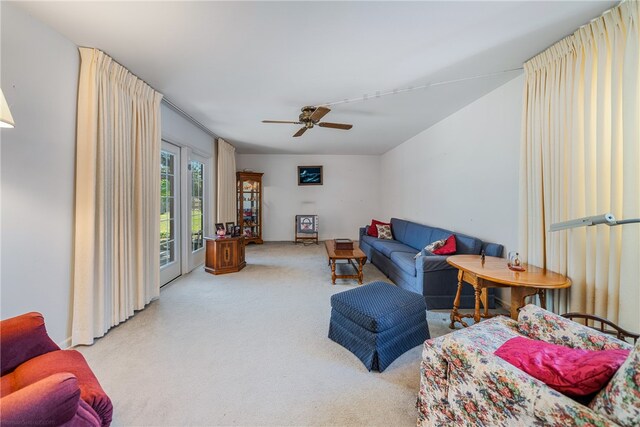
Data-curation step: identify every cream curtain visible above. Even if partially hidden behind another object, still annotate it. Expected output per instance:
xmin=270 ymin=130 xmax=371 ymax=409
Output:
xmin=72 ymin=48 xmax=163 ymax=345
xmin=519 ymin=1 xmax=639 ymax=330
xmin=217 ymin=138 xmax=237 ymax=223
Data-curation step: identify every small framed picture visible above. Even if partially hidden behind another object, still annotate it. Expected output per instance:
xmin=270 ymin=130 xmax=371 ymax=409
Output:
xmin=215 ymin=223 xmax=225 ymax=234
xmin=298 ymin=165 xmax=323 ymax=186
xmin=225 ymin=222 xmax=235 ymax=235
xmin=233 ymin=225 xmax=241 ymax=237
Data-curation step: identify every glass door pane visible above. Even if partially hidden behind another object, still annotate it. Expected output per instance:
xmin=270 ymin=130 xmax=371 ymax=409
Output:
xmin=160 ymin=141 xmax=181 ymax=286
xmin=190 ymin=160 xmax=204 ymax=252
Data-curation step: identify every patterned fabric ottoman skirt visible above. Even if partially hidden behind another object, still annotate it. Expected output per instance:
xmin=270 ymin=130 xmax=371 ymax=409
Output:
xmin=328 ymin=281 xmax=430 ymax=372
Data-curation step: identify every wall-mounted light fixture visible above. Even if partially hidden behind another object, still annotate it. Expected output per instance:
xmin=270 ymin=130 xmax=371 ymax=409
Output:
xmin=549 ymin=213 xmax=640 ymax=231
xmin=0 ymin=88 xmax=15 ymax=128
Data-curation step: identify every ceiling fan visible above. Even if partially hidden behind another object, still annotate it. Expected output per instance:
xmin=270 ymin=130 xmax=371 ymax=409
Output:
xmin=262 ymin=106 xmax=353 ymax=137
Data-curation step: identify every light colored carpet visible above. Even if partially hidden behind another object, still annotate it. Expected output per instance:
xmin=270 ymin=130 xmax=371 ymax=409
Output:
xmin=77 ymin=242 xmax=458 ymax=426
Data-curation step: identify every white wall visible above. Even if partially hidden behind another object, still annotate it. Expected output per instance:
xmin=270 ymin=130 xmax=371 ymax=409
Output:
xmin=161 ymin=103 xmax=216 ymax=244
xmin=236 ymin=155 xmax=381 ymax=241
xmin=0 ymin=4 xmax=217 ymax=344
xmin=0 ymin=2 xmax=79 ymax=345
xmin=380 ymin=74 xmax=523 ymax=305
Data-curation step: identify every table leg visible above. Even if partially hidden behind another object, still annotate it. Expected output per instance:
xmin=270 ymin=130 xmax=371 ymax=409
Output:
xmin=510 ymin=287 xmax=537 ymax=319
xmin=331 ymin=260 xmax=336 ymax=285
xmin=473 ymin=286 xmax=482 ymax=324
xmin=357 ymin=258 xmax=364 ymax=284
xmin=538 ymin=289 xmax=547 ymax=309
xmin=480 ymin=288 xmax=489 ymax=317
xmin=449 ymin=270 xmax=464 ymax=329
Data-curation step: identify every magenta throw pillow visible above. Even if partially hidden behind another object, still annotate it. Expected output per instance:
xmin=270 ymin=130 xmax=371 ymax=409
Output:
xmin=432 ymin=235 xmax=456 ymax=255
xmin=367 ymin=219 xmax=390 ymax=238
xmin=495 ymin=336 xmax=630 ymax=397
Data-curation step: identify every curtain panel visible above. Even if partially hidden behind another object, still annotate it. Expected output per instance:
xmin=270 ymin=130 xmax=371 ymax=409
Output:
xmin=73 ymin=48 xmax=163 ymax=345
xmin=217 ymin=138 xmax=237 ymax=223
xmin=519 ymin=1 xmax=639 ymax=330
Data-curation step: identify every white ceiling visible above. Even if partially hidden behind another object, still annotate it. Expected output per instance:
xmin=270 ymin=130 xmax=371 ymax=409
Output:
xmin=15 ymin=1 xmax=615 ymax=155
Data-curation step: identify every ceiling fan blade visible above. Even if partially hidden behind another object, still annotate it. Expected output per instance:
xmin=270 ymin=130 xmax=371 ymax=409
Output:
xmin=293 ymin=127 xmax=307 ymax=137
xmin=310 ymin=106 xmax=330 ymax=122
xmin=262 ymin=120 xmax=302 ymax=124
xmin=318 ymin=122 xmax=353 ymax=130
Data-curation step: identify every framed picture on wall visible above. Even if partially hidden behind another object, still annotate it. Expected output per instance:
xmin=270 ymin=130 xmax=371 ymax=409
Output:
xmin=298 ymin=166 xmax=323 ymax=186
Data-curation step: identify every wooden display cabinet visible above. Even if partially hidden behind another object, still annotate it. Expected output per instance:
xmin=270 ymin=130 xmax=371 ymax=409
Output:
xmin=237 ymin=171 xmax=264 ymax=244
xmin=204 ymin=236 xmax=246 ymax=275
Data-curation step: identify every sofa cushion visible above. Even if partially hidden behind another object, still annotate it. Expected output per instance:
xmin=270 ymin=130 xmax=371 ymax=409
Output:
xmin=0 ymin=312 xmax=60 ymax=376
xmin=370 ymin=239 xmax=416 ymax=258
xmin=367 ymin=219 xmax=390 ymax=238
xmin=416 ymin=255 xmax=452 ymax=272
xmin=452 ymin=232 xmax=482 ymax=255
xmin=360 ymin=234 xmax=378 ymax=248
xmin=482 ymin=242 xmax=504 ymax=257
xmin=402 ymin=221 xmax=434 ymax=250
xmin=376 ymin=224 xmax=393 ymax=240
xmin=432 ymin=235 xmax=456 ymax=255
xmin=589 ymin=340 xmax=640 ymax=426
xmin=495 ymin=336 xmax=630 ymax=397
xmin=13 ymin=350 xmax=113 ymax=427
xmin=390 ymin=218 xmax=409 ymax=243
xmin=390 ymin=252 xmax=418 ymax=276
xmin=517 ymin=305 xmax=631 ymax=351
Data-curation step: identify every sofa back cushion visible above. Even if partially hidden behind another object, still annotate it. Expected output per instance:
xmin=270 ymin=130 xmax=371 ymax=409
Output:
xmin=389 ymin=218 xmax=409 ymax=243
xmin=482 ymin=242 xmax=504 ymax=257
xmin=452 ymin=232 xmax=482 ymax=255
xmin=1 ymin=312 xmax=60 ymax=376
xmin=589 ymin=340 xmax=640 ymax=426
xmin=403 ymin=221 xmax=435 ymax=250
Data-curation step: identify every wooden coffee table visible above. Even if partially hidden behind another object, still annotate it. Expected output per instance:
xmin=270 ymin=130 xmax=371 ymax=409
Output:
xmin=324 ymin=240 xmax=367 ymax=285
xmin=447 ymin=254 xmax=571 ymax=327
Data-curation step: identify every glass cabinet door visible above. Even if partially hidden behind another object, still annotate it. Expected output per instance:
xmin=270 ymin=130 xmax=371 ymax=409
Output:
xmin=237 ymin=172 xmax=263 ymax=244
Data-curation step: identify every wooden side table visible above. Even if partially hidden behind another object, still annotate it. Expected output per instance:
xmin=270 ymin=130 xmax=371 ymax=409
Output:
xmin=204 ymin=236 xmax=246 ymax=275
xmin=447 ymin=255 xmax=571 ymax=328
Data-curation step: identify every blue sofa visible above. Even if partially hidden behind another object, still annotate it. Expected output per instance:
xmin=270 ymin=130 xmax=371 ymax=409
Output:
xmin=359 ymin=218 xmax=504 ymax=309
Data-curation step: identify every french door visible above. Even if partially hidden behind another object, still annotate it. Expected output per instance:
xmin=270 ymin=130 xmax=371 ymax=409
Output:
xmin=187 ymin=153 xmax=206 ymax=271
xmin=160 ymin=141 xmax=182 ymax=285
xmin=160 ymin=141 xmax=209 ymax=286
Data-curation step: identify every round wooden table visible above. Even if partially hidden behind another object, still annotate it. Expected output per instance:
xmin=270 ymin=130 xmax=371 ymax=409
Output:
xmin=446 ymin=255 xmax=571 ymax=328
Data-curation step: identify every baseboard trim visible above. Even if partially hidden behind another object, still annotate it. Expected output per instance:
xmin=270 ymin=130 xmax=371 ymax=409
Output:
xmin=58 ymin=336 xmax=72 ymax=349
xmin=495 ymin=296 xmax=511 ymax=310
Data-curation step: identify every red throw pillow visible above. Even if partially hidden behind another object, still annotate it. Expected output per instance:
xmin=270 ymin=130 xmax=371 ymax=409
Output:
xmin=432 ymin=235 xmax=456 ymax=255
xmin=367 ymin=219 xmax=390 ymax=237
xmin=495 ymin=336 xmax=630 ymax=397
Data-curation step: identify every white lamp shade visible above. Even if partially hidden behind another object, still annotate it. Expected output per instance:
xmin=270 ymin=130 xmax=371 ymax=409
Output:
xmin=0 ymin=88 xmax=15 ymax=128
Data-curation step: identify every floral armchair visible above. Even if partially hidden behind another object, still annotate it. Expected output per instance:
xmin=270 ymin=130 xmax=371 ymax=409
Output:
xmin=417 ymin=305 xmax=639 ymax=426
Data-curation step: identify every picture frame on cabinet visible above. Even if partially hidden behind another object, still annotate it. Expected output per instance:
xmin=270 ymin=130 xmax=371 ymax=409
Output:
xmin=225 ymin=222 xmax=235 ymax=235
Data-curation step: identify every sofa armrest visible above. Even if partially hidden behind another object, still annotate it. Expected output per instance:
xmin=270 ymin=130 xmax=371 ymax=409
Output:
xmin=441 ymin=340 xmax=616 ymax=426
xmin=0 ymin=373 xmax=81 ymax=426
xmin=518 ymin=305 xmax=632 ymax=351
xmin=0 ymin=312 xmax=60 ymax=376
xmin=416 ymin=255 xmax=454 ymax=273
xmin=359 ymin=226 xmax=368 ymax=238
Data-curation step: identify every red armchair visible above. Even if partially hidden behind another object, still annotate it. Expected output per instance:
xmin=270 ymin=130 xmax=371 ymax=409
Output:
xmin=0 ymin=312 xmax=112 ymax=426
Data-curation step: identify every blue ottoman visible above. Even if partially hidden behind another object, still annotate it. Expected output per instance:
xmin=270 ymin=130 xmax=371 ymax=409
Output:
xmin=328 ymin=281 xmax=430 ymax=372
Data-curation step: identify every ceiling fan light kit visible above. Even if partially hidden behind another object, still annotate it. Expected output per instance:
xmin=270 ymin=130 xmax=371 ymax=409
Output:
xmin=262 ymin=106 xmax=353 ymax=137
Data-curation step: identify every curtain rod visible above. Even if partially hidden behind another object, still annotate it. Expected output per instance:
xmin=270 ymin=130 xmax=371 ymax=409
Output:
xmin=79 ymin=46 xmax=219 ymax=140
xmin=319 ymin=67 xmax=524 ymax=107
xmin=162 ymin=98 xmax=219 ymax=140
